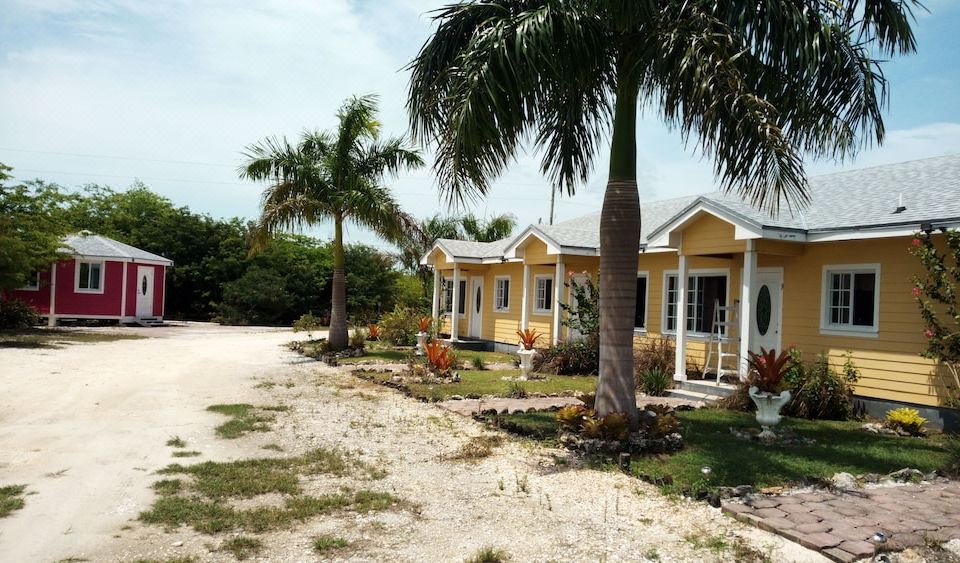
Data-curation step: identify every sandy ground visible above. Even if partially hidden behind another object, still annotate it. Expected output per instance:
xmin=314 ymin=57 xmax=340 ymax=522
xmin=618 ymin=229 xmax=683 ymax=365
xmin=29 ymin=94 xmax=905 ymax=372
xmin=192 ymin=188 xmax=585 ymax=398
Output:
xmin=0 ymin=324 xmax=827 ymax=562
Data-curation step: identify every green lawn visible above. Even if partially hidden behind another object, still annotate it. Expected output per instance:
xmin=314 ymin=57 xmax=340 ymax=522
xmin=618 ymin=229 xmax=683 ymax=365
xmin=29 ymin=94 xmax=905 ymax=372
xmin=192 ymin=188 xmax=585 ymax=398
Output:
xmin=338 ymin=346 xmax=517 ymax=366
xmin=490 ymin=408 xmax=952 ymax=492
xmin=0 ymin=329 xmax=147 ymax=349
xmin=362 ymin=369 xmax=596 ymax=401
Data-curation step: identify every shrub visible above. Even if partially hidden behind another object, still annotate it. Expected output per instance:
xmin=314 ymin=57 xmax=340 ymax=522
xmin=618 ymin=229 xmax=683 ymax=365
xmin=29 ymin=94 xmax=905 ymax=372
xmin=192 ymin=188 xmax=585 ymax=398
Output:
xmin=747 ymin=348 xmax=794 ymax=393
xmin=886 ymin=408 xmax=927 ymax=435
xmin=417 ymin=317 xmax=432 ymax=333
xmin=516 ymin=328 xmax=541 ymax=350
xmin=782 ymin=350 xmax=860 ymax=420
xmin=425 ymin=339 xmax=457 ymax=375
xmin=465 ymin=546 xmax=510 ymax=563
xmin=532 ymin=340 xmax=598 ymax=375
xmin=379 ymin=306 xmax=422 ymax=346
xmin=559 ymin=273 xmax=599 ymax=346
xmin=0 ymin=298 xmax=39 ymax=329
xmin=367 ymin=323 xmax=381 ymax=341
xmin=638 ymin=367 xmax=671 ymax=396
xmin=349 ymin=329 xmax=367 ymax=351
xmin=556 ymin=405 xmax=589 ymax=432
xmin=505 ymin=380 xmax=528 ymax=399
xmin=634 ymin=337 xmax=674 ymax=387
xmin=638 ymin=404 xmax=680 ymax=439
xmin=943 ymin=435 xmax=960 ymax=477
xmin=292 ymin=313 xmax=322 ymax=339
xmin=471 ymin=356 xmax=486 ymax=370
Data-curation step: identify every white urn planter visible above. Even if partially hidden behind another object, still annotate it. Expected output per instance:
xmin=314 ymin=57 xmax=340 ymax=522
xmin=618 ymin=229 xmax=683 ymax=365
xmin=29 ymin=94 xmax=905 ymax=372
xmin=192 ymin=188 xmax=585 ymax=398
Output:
xmin=415 ymin=332 xmax=428 ymax=356
xmin=517 ymin=348 xmax=537 ymax=380
xmin=748 ymin=386 xmax=792 ymax=439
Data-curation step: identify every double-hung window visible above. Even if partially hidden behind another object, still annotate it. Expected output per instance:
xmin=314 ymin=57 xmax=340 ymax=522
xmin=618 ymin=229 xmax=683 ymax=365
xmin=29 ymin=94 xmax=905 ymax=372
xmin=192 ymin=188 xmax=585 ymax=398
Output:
xmin=443 ymin=279 xmax=467 ymax=316
xmin=664 ymin=272 xmax=728 ymax=334
xmin=822 ymin=265 xmax=879 ymax=334
xmin=533 ymin=276 xmax=553 ymax=314
xmin=21 ymin=271 xmax=40 ymax=291
xmin=494 ymin=277 xmax=510 ymax=312
xmin=634 ymin=273 xmax=648 ymax=330
xmin=76 ymin=261 xmax=103 ymax=293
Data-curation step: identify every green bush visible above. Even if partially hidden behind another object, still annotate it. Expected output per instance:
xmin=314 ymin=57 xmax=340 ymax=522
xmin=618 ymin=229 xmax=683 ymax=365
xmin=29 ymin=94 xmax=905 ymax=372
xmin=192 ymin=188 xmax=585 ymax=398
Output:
xmin=378 ymin=306 xmax=423 ymax=346
xmin=782 ymin=350 xmax=860 ymax=420
xmin=638 ymin=367 xmax=671 ymax=396
xmin=943 ymin=435 xmax=960 ymax=477
xmin=634 ymin=337 xmax=674 ymax=387
xmin=531 ymin=340 xmax=598 ymax=375
xmin=216 ymin=267 xmax=292 ymax=325
xmin=0 ymin=298 xmax=39 ymax=329
xmin=886 ymin=407 xmax=927 ymax=435
xmin=292 ymin=313 xmax=322 ymax=338
xmin=349 ymin=329 xmax=367 ymax=351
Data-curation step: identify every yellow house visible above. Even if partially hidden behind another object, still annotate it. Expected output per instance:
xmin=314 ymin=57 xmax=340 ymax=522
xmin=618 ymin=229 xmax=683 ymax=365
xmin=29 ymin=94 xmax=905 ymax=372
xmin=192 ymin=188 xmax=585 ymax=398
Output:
xmin=422 ymin=154 xmax=960 ymax=426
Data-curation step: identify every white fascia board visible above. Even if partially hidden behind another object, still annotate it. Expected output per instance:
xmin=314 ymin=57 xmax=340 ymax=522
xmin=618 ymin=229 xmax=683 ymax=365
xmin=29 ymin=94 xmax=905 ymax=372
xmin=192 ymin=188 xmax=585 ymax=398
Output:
xmin=503 ymin=227 xmax=562 ymax=258
xmin=420 ymin=243 xmax=455 ymax=266
xmin=807 ymin=225 xmax=932 ymax=242
xmin=762 ymin=229 xmax=808 ymax=243
xmin=558 ymin=246 xmax=599 ymax=256
xmin=647 ymin=199 xmax=764 ymax=242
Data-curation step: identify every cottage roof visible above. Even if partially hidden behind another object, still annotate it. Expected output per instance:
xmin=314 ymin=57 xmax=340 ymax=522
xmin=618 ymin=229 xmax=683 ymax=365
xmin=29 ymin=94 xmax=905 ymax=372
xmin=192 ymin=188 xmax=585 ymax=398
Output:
xmin=62 ymin=232 xmax=174 ymax=266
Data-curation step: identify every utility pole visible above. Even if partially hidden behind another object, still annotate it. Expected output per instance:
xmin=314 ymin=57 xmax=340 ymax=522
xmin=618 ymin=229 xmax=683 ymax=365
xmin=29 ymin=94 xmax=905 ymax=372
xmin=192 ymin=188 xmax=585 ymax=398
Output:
xmin=548 ymin=185 xmax=555 ymax=225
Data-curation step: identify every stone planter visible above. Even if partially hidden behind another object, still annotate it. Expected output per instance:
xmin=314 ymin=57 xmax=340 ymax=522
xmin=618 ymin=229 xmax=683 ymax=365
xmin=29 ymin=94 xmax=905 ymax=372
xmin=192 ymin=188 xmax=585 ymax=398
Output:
xmin=415 ymin=332 xmax=428 ymax=356
xmin=748 ymin=386 xmax=791 ymax=439
xmin=517 ymin=347 xmax=536 ymax=379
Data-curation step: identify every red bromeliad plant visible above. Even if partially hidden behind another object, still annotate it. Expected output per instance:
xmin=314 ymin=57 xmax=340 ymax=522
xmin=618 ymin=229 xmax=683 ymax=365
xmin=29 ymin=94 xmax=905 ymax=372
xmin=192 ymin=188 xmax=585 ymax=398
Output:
xmin=516 ymin=328 xmax=541 ymax=351
xmin=367 ymin=324 xmax=381 ymax=341
xmin=417 ymin=316 xmax=433 ymax=333
xmin=424 ymin=339 xmax=456 ymax=373
xmin=747 ymin=347 xmax=793 ymax=394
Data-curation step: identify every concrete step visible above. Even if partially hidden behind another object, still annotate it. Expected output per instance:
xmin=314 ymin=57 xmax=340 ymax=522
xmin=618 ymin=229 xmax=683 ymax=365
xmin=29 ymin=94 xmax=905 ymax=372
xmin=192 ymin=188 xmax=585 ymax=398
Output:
xmin=666 ymin=388 xmax=720 ymax=404
xmin=676 ymin=379 xmax=736 ymax=398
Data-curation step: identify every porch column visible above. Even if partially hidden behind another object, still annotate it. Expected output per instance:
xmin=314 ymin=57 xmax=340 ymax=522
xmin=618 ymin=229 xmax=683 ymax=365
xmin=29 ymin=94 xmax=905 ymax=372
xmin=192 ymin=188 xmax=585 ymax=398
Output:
xmin=520 ymin=263 xmax=531 ymax=331
xmin=451 ymin=265 xmax=461 ymax=341
xmin=48 ymin=263 xmax=58 ymax=327
xmin=674 ymin=254 xmax=688 ymax=381
xmin=431 ymin=267 xmax=441 ymax=321
xmin=551 ymin=257 xmax=564 ymax=345
xmin=740 ymin=240 xmax=757 ymax=378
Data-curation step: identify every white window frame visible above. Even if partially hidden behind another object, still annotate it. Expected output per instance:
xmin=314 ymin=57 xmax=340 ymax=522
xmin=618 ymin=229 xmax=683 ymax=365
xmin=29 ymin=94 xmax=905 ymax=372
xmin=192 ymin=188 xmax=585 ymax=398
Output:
xmin=75 ymin=260 xmax=105 ymax=294
xmin=443 ymin=277 xmax=467 ymax=318
xmin=533 ymin=274 xmax=554 ymax=315
xmin=20 ymin=271 xmax=41 ymax=291
xmin=820 ymin=263 xmax=881 ymax=337
xmin=661 ymin=268 xmax=730 ymax=337
xmin=634 ymin=270 xmax=649 ymax=332
xmin=493 ymin=275 xmax=511 ymax=312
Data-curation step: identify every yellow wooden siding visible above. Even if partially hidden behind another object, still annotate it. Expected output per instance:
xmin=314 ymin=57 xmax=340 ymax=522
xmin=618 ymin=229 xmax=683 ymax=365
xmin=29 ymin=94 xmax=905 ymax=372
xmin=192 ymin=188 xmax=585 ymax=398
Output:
xmin=520 ymin=238 xmax=555 ymax=264
xmin=679 ymin=213 xmax=746 ymax=256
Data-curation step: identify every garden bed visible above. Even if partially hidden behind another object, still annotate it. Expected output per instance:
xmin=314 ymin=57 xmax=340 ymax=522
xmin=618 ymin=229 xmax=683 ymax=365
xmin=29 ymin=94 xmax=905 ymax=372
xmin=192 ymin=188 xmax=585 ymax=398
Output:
xmin=352 ymin=368 xmax=596 ymax=402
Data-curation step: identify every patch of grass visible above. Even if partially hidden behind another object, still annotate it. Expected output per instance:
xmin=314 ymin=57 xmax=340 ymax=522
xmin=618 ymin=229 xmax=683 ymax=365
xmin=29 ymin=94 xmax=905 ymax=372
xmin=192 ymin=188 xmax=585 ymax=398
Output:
xmin=505 ymin=380 xmax=528 ymax=399
xmin=45 ymin=468 xmax=69 ymax=478
xmin=172 ymin=450 xmax=201 ymax=458
xmin=166 ymin=436 xmax=186 ymax=448
xmin=152 ymin=479 xmax=183 ymax=496
xmin=313 ymin=535 xmax=349 ymax=553
xmin=449 ymin=435 xmax=505 ymax=461
xmin=133 ymin=557 xmax=198 ymax=563
xmin=0 ymin=485 xmax=27 ymax=518
xmin=479 ymin=410 xmax=560 ymax=440
xmin=366 ymin=369 xmax=595 ymax=401
xmin=0 ymin=329 xmax=146 ymax=349
xmin=206 ymin=404 xmax=286 ymax=439
xmin=220 ymin=536 xmax=263 ymax=560
xmin=261 ymin=443 xmax=284 ymax=452
xmin=338 ymin=348 xmax=410 ymax=364
xmin=465 ymin=546 xmax=510 ymax=563
xmin=56 ymin=558 xmax=89 ymax=562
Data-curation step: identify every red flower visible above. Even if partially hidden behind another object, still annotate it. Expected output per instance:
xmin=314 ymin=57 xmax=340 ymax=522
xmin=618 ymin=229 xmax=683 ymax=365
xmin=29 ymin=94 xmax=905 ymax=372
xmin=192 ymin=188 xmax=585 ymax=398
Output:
xmin=913 ymin=287 xmax=921 ymax=297
xmin=912 ymin=238 xmax=922 ymax=247
xmin=758 ymin=356 xmax=767 ymax=366
xmin=925 ymin=329 xmax=934 ymax=339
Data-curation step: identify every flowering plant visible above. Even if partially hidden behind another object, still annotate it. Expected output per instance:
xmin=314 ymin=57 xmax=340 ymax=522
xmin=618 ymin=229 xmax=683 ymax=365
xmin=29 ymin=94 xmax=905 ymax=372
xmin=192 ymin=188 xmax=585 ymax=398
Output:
xmin=747 ymin=347 xmax=794 ymax=393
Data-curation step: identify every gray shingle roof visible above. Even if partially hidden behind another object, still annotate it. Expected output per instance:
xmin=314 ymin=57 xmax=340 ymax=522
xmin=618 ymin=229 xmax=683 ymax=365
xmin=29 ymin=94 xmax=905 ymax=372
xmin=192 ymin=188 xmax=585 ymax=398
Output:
xmin=434 ymin=237 xmax=511 ymax=260
xmin=62 ymin=232 xmax=173 ymax=265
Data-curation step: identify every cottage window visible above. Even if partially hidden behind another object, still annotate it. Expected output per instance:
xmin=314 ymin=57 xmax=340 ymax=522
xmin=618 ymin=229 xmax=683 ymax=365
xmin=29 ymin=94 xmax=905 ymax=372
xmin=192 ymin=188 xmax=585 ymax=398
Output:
xmin=822 ymin=265 xmax=880 ymax=334
xmin=664 ymin=272 xmax=728 ymax=334
xmin=634 ymin=274 xmax=648 ymax=330
xmin=443 ymin=279 xmax=467 ymax=316
xmin=533 ymin=276 xmax=553 ymax=313
xmin=494 ymin=277 xmax=510 ymax=312
xmin=76 ymin=261 xmax=103 ymax=292
xmin=21 ymin=271 xmax=40 ymax=291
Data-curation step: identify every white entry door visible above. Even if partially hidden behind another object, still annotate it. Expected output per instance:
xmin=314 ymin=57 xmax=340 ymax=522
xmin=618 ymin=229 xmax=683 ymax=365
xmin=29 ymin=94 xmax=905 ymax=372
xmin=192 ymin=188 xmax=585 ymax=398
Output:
xmin=566 ymin=273 xmax=589 ymax=341
xmin=136 ymin=266 xmax=154 ymax=317
xmin=750 ymin=268 xmax=783 ymax=353
xmin=469 ymin=277 xmax=483 ymax=338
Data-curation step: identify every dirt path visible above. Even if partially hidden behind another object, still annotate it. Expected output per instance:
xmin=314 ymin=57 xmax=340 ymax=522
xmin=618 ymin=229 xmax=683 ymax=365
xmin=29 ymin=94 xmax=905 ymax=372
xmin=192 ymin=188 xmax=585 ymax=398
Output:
xmin=1 ymin=326 xmax=826 ymax=562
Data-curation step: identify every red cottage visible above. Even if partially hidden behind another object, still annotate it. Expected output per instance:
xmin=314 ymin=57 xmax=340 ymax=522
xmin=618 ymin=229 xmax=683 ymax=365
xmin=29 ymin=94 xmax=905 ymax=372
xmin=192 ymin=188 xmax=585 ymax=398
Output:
xmin=9 ymin=231 xmax=173 ymax=326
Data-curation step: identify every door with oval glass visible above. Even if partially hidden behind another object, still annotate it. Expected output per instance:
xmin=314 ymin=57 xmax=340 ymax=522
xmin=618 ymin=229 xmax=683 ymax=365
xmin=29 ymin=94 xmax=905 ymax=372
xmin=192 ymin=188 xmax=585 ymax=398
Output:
xmin=469 ymin=276 xmax=483 ymax=338
xmin=136 ymin=266 xmax=155 ymax=317
xmin=750 ymin=268 xmax=783 ymax=353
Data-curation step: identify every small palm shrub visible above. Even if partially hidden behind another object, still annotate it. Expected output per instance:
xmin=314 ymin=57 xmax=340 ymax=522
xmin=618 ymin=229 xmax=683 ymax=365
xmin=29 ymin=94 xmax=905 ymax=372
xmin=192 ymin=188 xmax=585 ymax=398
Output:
xmin=349 ymin=329 xmax=367 ymax=351
xmin=634 ymin=337 xmax=674 ymax=387
xmin=379 ymin=306 xmax=422 ymax=346
xmin=531 ymin=341 xmax=598 ymax=375
xmin=886 ymin=408 xmax=927 ymax=435
xmin=638 ymin=367 xmax=671 ymax=396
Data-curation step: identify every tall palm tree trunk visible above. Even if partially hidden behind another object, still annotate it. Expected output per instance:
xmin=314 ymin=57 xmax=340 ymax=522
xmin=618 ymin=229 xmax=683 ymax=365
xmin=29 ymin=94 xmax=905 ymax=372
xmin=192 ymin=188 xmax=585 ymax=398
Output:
xmin=329 ymin=215 xmax=349 ymax=350
xmin=595 ymin=69 xmax=641 ymax=429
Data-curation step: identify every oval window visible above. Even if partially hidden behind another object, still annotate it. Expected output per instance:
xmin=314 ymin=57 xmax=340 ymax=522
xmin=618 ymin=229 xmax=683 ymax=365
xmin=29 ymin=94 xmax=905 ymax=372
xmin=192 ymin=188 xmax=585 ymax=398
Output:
xmin=141 ymin=276 xmax=148 ymax=296
xmin=475 ymin=287 xmax=481 ymax=313
xmin=756 ymin=285 xmax=772 ymax=336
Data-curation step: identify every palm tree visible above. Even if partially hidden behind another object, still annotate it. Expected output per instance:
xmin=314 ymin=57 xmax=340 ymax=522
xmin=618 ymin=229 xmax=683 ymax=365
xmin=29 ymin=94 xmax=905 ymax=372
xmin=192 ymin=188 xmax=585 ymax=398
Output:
xmin=460 ymin=213 xmax=517 ymax=243
xmin=241 ymin=95 xmax=423 ymax=350
xmin=407 ymin=1 xmax=918 ymax=427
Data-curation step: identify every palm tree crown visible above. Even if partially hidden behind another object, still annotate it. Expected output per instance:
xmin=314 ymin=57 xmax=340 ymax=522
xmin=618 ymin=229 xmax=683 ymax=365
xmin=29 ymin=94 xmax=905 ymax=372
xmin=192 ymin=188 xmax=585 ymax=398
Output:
xmin=241 ymin=94 xmax=423 ymax=349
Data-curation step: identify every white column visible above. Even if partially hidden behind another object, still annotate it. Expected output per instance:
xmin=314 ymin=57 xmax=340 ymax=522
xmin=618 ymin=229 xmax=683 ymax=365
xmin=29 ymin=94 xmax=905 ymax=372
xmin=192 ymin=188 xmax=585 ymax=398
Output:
xmin=431 ymin=268 xmax=441 ymax=321
xmin=740 ymin=240 xmax=757 ymax=378
xmin=47 ymin=263 xmax=58 ymax=327
xmin=674 ymin=254 xmax=688 ymax=381
xmin=520 ymin=263 xmax=531 ymax=331
xmin=552 ymin=257 xmax=564 ymax=345
xmin=451 ymin=265 xmax=461 ymax=341
xmin=121 ymin=261 xmax=129 ymax=319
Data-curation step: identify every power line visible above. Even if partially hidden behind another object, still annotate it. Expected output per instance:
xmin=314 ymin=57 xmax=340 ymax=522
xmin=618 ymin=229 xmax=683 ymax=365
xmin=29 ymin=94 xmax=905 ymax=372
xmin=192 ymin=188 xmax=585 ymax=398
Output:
xmin=0 ymin=147 xmax=235 ymax=168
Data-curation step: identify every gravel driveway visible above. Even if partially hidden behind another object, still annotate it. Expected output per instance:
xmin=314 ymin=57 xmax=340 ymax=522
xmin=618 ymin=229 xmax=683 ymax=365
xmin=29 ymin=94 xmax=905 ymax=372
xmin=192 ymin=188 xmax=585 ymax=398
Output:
xmin=0 ymin=324 xmax=825 ymax=562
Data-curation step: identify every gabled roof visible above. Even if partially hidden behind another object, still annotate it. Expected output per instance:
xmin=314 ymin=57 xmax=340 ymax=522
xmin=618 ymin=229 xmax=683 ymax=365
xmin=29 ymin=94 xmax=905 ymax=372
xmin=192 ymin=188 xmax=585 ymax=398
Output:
xmin=62 ymin=232 xmax=174 ymax=265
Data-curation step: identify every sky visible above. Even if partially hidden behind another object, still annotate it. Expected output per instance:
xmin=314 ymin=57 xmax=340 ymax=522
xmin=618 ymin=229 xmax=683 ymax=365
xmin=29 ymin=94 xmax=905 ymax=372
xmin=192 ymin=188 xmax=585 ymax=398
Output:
xmin=1 ymin=0 xmax=959 ymax=248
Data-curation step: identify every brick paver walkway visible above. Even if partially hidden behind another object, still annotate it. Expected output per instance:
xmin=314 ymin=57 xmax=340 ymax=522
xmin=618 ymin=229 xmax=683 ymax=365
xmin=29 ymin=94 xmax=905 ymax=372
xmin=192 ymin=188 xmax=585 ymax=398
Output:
xmin=724 ymin=483 xmax=960 ymax=562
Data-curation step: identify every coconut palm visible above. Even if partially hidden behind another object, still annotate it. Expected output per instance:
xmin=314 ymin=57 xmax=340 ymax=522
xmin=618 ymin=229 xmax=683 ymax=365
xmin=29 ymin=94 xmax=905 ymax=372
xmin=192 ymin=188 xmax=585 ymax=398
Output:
xmin=407 ymin=1 xmax=918 ymax=427
xmin=241 ymin=95 xmax=423 ymax=350
xmin=461 ymin=213 xmax=517 ymax=243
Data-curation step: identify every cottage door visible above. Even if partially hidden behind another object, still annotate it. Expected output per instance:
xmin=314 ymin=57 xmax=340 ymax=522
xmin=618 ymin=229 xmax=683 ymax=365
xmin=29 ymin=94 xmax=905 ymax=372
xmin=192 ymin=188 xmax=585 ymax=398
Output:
xmin=136 ymin=266 xmax=154 ymax=317
xmin=750 ymin=268 xmax=783 ymax=353
xmin=468 ymin=276 xmax=483 ymax=338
